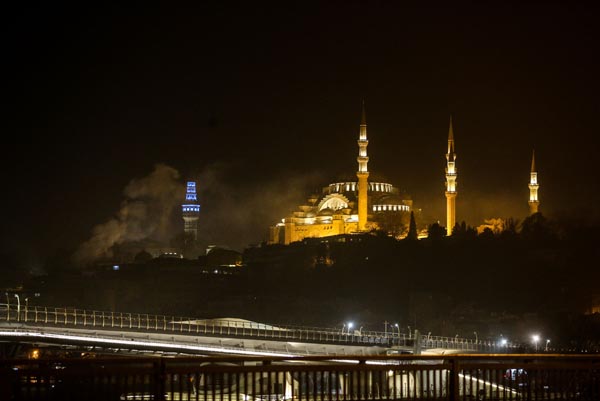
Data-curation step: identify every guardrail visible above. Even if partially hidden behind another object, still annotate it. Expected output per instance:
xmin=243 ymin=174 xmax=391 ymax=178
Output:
xmin=0 ymin=303 xmax=515 ymax=352
xmin=2 ymin=354 xmax=598 ymax=400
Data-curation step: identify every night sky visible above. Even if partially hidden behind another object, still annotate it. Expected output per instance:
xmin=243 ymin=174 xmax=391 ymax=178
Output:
xmin=3 ymin=3 xmax=600 ymax=262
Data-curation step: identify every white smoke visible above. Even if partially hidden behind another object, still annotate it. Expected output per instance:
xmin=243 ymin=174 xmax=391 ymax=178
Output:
xmin=73 ymin=164 xmax=184 ymax=265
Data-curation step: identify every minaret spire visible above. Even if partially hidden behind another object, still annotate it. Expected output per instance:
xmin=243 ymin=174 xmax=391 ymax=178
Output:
xmin=447 ymin=115 xmax=455 ymax=153
xmin=445 ymin=115 xmax=457 ymax=236
xmin=528 ymin=149 xmax=539 ymax=214
xmin=356 ymin=100 xmax=370 ymax=231
xmin=361 ymin=99 xmax=367 ymax=125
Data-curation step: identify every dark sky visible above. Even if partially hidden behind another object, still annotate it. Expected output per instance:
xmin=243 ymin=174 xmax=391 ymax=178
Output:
xmin=3 ymin=2 xmax=600 ymax=260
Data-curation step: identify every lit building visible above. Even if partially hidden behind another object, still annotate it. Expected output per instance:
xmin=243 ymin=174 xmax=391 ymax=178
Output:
xmin=528 ymin=150 xmax=540 ymax=215
xmin=269 ymin=104 xmax=413 ymax=245
xmin=182 ymin=181 xmax=201 ymax=240
xmin=445 ymin=116 xmax=457 ymax=236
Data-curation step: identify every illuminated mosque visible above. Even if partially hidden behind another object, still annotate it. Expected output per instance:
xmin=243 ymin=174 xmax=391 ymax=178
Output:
xmin=268 ymin=104 xmax=414 ymax=245
xmin=181 ymin=105 xmax=541 ymax=245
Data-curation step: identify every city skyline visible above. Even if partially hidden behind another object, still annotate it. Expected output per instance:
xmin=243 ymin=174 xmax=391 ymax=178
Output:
xmin=4 ymin=3 xmax=600 ymax=259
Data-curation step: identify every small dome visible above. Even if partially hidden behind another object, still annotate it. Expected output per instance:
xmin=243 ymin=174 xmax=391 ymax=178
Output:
xmin=317 ymin=208 xmax=334 ymax=216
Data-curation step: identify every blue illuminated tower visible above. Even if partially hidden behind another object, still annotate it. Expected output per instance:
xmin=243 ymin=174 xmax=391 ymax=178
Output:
xmin=182 ymin=181 xmax=201 ymax=240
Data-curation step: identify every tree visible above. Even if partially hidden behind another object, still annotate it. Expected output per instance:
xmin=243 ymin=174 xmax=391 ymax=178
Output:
xmin=427 ymin=222 xmax=446 ymax=240
xmin=500 ymin=218 xmax=519 ymax=239
xmin=452 ymin=221 xmax=477 ymax=240
xmin=371 ymin=211 xmax=409 ymax=237
xmin=520 ymin=212 xmax=555 ymax=242
xmin=479 ymin=227 xmax=494 ymax=240
xmin=406 ymin=211 xmax=418 ymax=241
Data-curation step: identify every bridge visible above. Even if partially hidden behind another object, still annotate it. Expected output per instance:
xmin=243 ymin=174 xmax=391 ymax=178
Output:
xmin=1 ymin=303 xmax=515 ymax=358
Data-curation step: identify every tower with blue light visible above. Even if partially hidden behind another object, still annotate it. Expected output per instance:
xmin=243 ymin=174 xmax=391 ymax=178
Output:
xmin=182 ymin=181 xmax=201 ymax=240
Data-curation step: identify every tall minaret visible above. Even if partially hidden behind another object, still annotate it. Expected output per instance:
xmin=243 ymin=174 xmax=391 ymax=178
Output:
xmin=182 ymin=181 xmax=201 ymax=240
xmin=528 ymin=150 xmax=539 ymax=214
xmin=445 ymin=116 xmax=457 ymax=236
xmin=357 ymin=101 xmax=370 ymax=231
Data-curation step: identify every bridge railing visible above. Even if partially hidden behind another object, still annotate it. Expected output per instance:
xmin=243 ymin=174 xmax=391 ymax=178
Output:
xmin=0 ymin=303 xmax=514 ymax=352
xmin=2 ymin=354 xmax=598 ymax=400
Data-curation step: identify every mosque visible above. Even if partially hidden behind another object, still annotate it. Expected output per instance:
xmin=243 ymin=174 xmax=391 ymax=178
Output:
xmin=268 ymin=104 xmax=415 ymax=245
xmin=182 ymin=104 xmax=541 ymax=245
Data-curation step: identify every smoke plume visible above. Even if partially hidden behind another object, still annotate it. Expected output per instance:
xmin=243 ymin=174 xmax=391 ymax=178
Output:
xmin=73 ymin=164 xmax=184 ymax=265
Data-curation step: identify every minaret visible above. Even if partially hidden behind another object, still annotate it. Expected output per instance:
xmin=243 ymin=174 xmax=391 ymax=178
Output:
xmin=357 ymin=101 xmax=369 ymax=231
xmin=445 ymin=116 xmax=457 ymax=236
xmin=528 ymin=150 xmax=539 ymax=214
xmin=182 ymin=181 xmax=201 ymax=240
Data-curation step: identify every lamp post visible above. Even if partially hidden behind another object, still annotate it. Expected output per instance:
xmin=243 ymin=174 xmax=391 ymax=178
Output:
xmin=14 ymin=294 xmax=20 ymax=322
xmin=342 ymin=323 xmax=346 ymax=335
xmin=408 ymin=326 xmax=411 ymax=340
xmin=545 ymin=339 xmax=550 ymax=352
xmin=347 ymin=322 xmax=354 ymax=336
xmin=5 ymin=293 xmax=9 ymax=321
xmin=474 ymin=331 xmax=478 ymax=344
xmin=25 ymin=298 xmax=29 ymax=322
xmin=394 ymin=323 xmax=400 ymax=337
xmin=359 ymin=326 xmax=363 ymax=336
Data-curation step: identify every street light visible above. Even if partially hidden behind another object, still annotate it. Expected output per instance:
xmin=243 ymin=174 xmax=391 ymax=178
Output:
xmin=394 ymin=323 xmax=400 ymax=337
xmin=347 ymin=322 xmax=354 ymax=335
xmin=408 ymin=326 xmax=411 ymax=339
xmin=545 ymin=339 xmax=550 ymax=352
xmin=25 ymin=298 xmax=29 ymax=322
xmin=14 ymin=294 xmax=20 ymax=322
xmin=474 ymin=331 xmax=478 ymax=343
xmin=359 ymin=326 xmax=363 ymax=336
xmin=532 ymin=334 xmax=540 ymax=351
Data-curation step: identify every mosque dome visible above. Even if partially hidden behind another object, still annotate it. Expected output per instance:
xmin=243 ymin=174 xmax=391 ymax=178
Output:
xmin=317 ymin=208 xmax=334 ymax=216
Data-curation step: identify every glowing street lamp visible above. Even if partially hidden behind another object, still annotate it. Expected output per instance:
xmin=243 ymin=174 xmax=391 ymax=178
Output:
xmin=532 ymin=334 xmax=540 ymax=351
xmin=545 ymin=339 xmax=550 ymax=352
xmin=347 ymin=322 xmax=354 ymax=335
xmin=394 ymin=323 xmax=400 ymax=337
